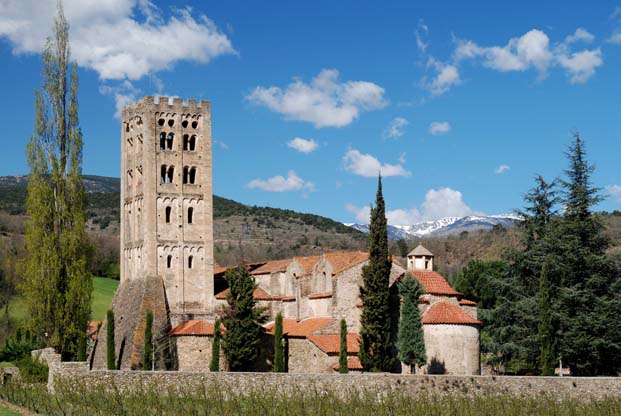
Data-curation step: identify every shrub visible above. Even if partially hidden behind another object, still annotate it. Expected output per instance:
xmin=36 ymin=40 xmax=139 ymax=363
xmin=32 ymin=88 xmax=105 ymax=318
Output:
xmin=15 ymin=355 xmax=48 ymax=383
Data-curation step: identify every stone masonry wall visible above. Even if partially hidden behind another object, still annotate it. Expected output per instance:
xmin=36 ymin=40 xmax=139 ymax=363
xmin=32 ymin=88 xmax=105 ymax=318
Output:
xmin=48 ymin=364 xmax=621 ymax=401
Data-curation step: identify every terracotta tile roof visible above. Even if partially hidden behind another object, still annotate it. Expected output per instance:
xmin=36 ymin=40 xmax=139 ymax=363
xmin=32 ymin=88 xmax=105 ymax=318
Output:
xmin=332 ymin=356 xmax=363 ymax=371
xmin=308 ymin=333 xmax=360 ymax=354
xmin=250 ymin=258 xmax=292 ymax=275
xmin=324 ymin=251 xmax=369 ymax=274
xmin=214 ymin=262 xmax=267 ymax=276
xmin=87 ymin=320 xmax=101 ymax=341
xmin=308 ymin=292 xmax=333 ymax=300
xmin=215 ymin=286 xmax=275 ymax=301
xmin=459 ymin=299 xmax=477 ymax=306
xmin=170 ymin=320 xmax=225 ymax=336
xmin=422 ymin=302 xmax=482 ymax=325
xmin=410 ymin=270 xmax=462 ymax=296
xmin=280 ymin=296 xmax=296 ymax=302
xmin=264 ymin=317 xmax=334 ymax=337
xmin=294 ymin=255 xmax=322 ymax=274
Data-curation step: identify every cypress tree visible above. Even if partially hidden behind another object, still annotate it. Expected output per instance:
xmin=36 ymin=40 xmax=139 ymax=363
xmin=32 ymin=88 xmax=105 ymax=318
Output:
xmin=538 ymin=260 xmax=556 ymax=376
xmin=358 ymin=175 xmax=397 ymax=372
xmin=106 ymin=309 xmax=115 ymax=370
xmin=397 ymin=275 xmax=426 ymax=373
xmin=209 ymin=319 xmax=221 ymax=372
xmin=143 ymin=310 xmax=153 ymax=370
xmin=273 ymin=312 xmax=284 ymax=372
xmin=339 ymin=319 xmax=348 ymax=374
xmin=20 ymin=1 xmax=92 ymax=360
xmin=222 ymin=267 xmax=266 ymax=371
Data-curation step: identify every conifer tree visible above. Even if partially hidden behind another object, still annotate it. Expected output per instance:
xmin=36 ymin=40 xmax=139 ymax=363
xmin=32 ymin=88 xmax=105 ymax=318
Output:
xmin=339 ymin=319 xmax=348 ymax=374
xmin=222 ymin=267 xmax=266 ymax=371
xmin=143 ymin=310 xmax=153 ymax=370
xmin=273 ymin=312 xmax=285 ymax=372
xmin=397 ymin=275 xmax=426 ymax=373
xmin=210 ymin=319 xmax=221 ymax=372
xmin=21 ymin=1 xmax=92 ymax=360
xmin=358 ymin=175 xmax=397 ymax=372
xmin=538 ymin=260 xmax=556 ymax=376
xmin=106 ymin=309 xmax=115 ymax=370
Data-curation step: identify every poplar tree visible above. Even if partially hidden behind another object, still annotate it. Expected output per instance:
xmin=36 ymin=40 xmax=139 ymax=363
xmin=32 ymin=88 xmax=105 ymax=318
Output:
xmin=143 ymin=310 xmax=153 ymax=370
xmin=338 ymin=319 xmax=348 ymax=374
xmin=358 ymin=175 xmax=397 ymax=372
xmin=209 ymin=319 xmax=221 ymax=372
xmin=273 ymin=312 xmax=284 ymax=372
xmin=222 ymin=267 xmax=266 ymax=371
xmin=397 ymin=275 xmax=426 ymax=373
xmin=21 ymin=2 xmax=92 ymax=360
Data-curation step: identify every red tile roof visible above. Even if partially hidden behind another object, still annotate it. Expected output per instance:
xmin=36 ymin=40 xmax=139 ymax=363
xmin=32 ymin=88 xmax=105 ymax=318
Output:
xmin=215 ymin=286 xmax=275 ymax=301
xmin=250 ymin=259 xmax=292 ymax=275
xmin=308 ymin=292 xmax=333 ymax=300
xmin=170 ymin=320 xmax=225 ymax=336
xmin=422 ymin=302 xmax=482 ymax=325
xmin=410 ymin=270 xmax=462 ymax=296
xmin=308 ymin=333 xmax=360 ymax=354
xmin=264 ymin=317 xmax=334 ymax=337
xmin=459 ymin=299 xmax=477 ymax=306
xmin=87 ymin=320 xmax=101 ymax=341
xmin=332 ymin=356 xmax=363 ymax=371
xmin=294 ymin=255 xmax=322 ymax=275
xmin=324 ymin=252 xmax=369 ymax=274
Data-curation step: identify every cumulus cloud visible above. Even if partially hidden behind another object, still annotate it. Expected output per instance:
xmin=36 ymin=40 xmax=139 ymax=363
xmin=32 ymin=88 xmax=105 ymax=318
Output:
xmin=495 ymin=164 xmax=511 ymax=174
xmin=0 ymin=0 xmax=236 ymax=80
xmin=246 ymin=69 xmax=387 ymax=128
xmin=343 ymin=149 xmax=411 ymax=178
xmin=287 ymin=137 xmax=319 ymax=154
xmin=453 ymin=28 xmax=603 ymax=83
xmin=347 ymin=187 xmax=478 ymax=225
xmin=247 ymin=170 xmax=315 ymax=193
xmin=606 ymin=185 xmax=621 ymax=204
xmin=423 ymin=58 xmax=461 ymax=95
xmin=383 ymin=117 xmax=409 ymax=139
xmin=429 ymin=121 xmax=450 ymax=135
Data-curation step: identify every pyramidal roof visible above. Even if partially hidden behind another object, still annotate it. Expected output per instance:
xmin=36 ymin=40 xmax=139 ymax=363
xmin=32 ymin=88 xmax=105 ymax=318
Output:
xmin=408 ymin=244 xmax=433 ymax=257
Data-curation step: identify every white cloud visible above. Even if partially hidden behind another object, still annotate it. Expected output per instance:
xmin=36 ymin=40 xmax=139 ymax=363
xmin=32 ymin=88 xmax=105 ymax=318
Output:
xmin=415 ymin=19 xmax=429 ymax=53
xmin=246 ymin=69 xmax=387 ymax=128
xmin=429 ymin=121 xmax=450 ymax=135
xmin=453 ymin=28 xmax=603 ymax=83
xmin=383 ymin=117 xmax=409 ymax=139
xmin=0 ymin=0 xmax=236 ymax=81
xmin=343 ymin=149 xmax=411 ymax=178
xmin=247 ymin=170 xmax=315 ymax=193
xmin=421 ymin=188 xmax=477 ymax=220
xmin=606 ymin=185 xmax=621 ymax=204
xmin=287 ymin=137 xmax=318 ymax=154
xmin=99 ymin=80 xmax=139 ymax=118
xmin=607 ymin=32 xmax=621 ymax=45
xmin=424 ymin=59 xmax=461 ymax=95
xmin=565 ymin=28 xmax=595 ymax=44
xmin=347 ymin=187 xmax=479 ymax=225
xmin=495 ymin=164 xmax=511 ymax=174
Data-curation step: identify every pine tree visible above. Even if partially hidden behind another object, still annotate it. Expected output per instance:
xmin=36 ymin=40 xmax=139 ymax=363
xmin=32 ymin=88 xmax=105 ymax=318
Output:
xmin=20 ymin=1 xmax=92 ymax=360
xmin=538 ymin=260 xmax=556 ymax=376
xmin=339 ymin=319 xmax=349 ymax=374
xmin=273 ymin=312 xmax=284 ymax=372
xmin=222 ymin=267 xmax=266 ymax=371
xmin=209 ymin=319 xmax=221 ymax=372
xmin=106 ymin=309 xmax=115 ymax=370
xmin=143 ymin=310 xmax=153 ymax=370
xmin=397 ymin=275 xmax=426 ymax=373
xmin=358 ymin=175 xmax=397 ymax=372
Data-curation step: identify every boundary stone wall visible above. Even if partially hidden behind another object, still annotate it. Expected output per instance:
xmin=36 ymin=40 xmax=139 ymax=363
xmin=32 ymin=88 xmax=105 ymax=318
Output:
xmin=48 ymin=363 xmax=621 ymax=401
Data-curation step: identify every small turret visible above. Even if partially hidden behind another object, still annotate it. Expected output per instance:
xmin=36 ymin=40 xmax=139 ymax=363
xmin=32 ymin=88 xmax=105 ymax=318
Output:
xmin=407 ymin=244 xmax=434 ymax=271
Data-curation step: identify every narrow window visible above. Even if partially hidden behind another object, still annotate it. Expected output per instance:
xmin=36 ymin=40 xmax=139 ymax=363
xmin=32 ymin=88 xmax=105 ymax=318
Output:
xmin=189 ymin=135 xmax=196 ymax=151
xmin=167 ymin=166 xmax=174 ymax=183
xmin=188 ymin=256 xmax=193 ymax=269
xmin=160 ymin=165 xmax=167 ymax=184
xmin=167 ymin=133 xmax=174 ymax=150
xmin=189 ymin=167 xmax=196 ymax=184
xmin=183 ymin=134 xmax=189 ymax=151
xmin=159 ymin=132 xmax=166 ymax=150
xmin=165 ymin=206 xmax=172 ymax=223
xmin=183 ymin=166 xmax=189 ymax=184
xmin=188 ymin=207 xmax=194 ymax=224
xmin=182 ymin=120 xmax=188 ymax=128
xmin=167 ymin=255 xmax=172 ymax=269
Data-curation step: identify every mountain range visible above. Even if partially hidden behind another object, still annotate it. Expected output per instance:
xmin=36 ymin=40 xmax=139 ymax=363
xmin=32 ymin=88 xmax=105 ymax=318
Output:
xmin=346 ymin=214 xmax=522 ymax=239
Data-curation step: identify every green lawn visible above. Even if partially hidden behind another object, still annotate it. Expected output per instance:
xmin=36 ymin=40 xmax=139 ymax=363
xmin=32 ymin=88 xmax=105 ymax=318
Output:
xmin=0 ymin=276 xmax=118 ymax=325
xmin=0 ymin=405 xmax=19 ymax=416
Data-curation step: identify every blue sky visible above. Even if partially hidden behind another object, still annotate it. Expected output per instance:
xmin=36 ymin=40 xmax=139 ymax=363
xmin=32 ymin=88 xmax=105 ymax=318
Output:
xmin=1 ymin=0 xmax=620 ymax=224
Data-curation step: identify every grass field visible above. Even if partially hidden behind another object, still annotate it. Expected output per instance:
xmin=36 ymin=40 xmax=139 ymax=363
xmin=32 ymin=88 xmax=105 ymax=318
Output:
xmin=0 ymin=405 xmax=19 ymax=416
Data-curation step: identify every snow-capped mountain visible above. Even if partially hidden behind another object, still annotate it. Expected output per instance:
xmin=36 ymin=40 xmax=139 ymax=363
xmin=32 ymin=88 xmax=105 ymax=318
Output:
xmin=345 ymin=214 xmax=521 ymax=239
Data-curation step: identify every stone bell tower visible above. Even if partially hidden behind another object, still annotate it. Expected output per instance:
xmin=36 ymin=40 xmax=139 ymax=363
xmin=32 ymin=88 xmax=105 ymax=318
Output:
xmin=121 ymin=96 xmax=214 ymax=324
